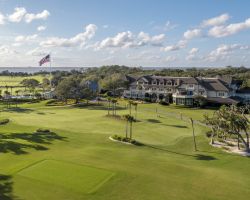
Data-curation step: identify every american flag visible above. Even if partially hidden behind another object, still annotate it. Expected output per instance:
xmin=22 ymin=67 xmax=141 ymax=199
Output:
xmin=39 ymin=54 xmax=50 ymax=66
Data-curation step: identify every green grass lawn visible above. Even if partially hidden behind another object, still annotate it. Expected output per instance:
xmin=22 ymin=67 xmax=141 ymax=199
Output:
xmin=0 ymin=101 xmax=249 ymax=200
xmin=0 ymin=75 xmax=49 ymax=95
xmin=17 ymin=159 xmax=115 ymax=194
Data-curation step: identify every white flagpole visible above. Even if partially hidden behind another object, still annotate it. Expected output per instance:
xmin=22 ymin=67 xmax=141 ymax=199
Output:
xmin=49 ymin=53 xmax=52 ymax=90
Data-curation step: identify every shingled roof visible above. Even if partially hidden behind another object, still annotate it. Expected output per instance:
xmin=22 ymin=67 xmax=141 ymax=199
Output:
xmin=198 ymin=78 xmax=230 ymax=91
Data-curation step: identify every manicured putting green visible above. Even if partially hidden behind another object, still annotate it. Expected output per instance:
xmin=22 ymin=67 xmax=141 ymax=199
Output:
xmin=17 ymin=160 xmax=115 ymax=194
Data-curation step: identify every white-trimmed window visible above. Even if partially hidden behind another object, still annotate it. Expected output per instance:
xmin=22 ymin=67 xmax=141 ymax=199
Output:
xmin=218 ymin=92 xmax=224 ymax=97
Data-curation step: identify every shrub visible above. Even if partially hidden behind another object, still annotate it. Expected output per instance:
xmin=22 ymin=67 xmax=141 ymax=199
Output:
xmin=159 ymin=101 xmax=169 ymax=106
xmin=144 ymin=97 xmax=151 ymax=103
xmin=206 ymin=131 xmax=212 ymax=138
xmin=111 ymin=135 xmax=142 ymax=146
xmin=36 ymin=128 xmax=50 ymax=133
xmin=0 ymin=118 xmax=10 ymax=125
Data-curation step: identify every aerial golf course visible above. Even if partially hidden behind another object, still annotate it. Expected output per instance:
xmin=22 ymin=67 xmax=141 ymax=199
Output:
xmin=0 ymin=100 xmax=249 ymax=200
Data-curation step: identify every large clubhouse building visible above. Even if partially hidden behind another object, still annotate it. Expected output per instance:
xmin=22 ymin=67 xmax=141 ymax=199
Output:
xmin=123 ymin=75 xmax=250 ymax=106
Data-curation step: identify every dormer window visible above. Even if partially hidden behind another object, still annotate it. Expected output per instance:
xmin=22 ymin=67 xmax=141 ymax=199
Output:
xmin=167 ymin=81 xmax=172 ymax=86
xmin=152 ymin=81 xmax=157 ymax=85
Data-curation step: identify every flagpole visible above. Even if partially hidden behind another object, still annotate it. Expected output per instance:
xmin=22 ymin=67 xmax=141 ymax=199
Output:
xmin=49 ymin=53 xmax=52 ymax=90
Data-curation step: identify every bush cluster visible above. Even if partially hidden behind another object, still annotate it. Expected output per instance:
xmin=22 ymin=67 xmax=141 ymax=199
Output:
xmin=112 ymin=135 xmax=142 ymax=145
xmin=36 ymin=128 xmax=51 ymax=133
xmin=159 ymin=101 xmax=169 ymax=106
xmin=0 ymin=118 xmax=10 ymax=125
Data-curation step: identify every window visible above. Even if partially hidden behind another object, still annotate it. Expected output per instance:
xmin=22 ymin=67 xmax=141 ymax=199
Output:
xmin=167 ymin=81 xmax=172 ymax=86
xmin=188 ymin=84 xmax=194 ymax=88
xmin=218 ymin=92 xmax=224 ymax=97
xmin=199 ymin=91 xmax=204 ymax=95
xmin=152 ymin=81 xmax=157 ymax=85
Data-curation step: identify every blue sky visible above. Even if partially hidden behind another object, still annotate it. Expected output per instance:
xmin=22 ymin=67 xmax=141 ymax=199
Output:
xmin=0 ymin=0 xmax=250 ymax=68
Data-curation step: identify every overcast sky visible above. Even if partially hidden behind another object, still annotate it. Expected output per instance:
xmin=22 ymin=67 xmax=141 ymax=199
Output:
xmin=0 ymin=0 xmax=250 ymax=68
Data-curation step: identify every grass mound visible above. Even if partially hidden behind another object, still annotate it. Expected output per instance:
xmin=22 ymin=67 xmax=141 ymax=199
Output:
xmin=17 ymin=160 xmax=115 ymax=194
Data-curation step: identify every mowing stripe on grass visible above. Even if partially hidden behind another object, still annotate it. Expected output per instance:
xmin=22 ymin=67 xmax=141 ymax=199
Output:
xmin=17 ymin=159 xmax=115 ymax=194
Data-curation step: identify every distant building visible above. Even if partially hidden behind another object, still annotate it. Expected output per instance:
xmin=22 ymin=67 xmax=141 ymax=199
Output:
xmin=85 ymin=80 xmax=99 ymax=93
xmin=123 ymin=75 xmax=247 ymax=106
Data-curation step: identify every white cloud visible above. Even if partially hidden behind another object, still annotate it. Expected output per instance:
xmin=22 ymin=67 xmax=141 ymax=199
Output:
xmin=37 ymin=25 xmax=46 ymax=31
xmin=186 ymin=48 xmax=199 ymax=61
xmin=163 ymin=40 xmax=187 ymax=52
xmin=102 ymin=25 xmax=109 ymax=29
xmin=8 ymin=7 xmax=27 ymax=22
xmin=189 ymin=48 xmax=199 ymax=54
xmin=0 ymin=12 xmax=5 ymax=25
xmin=205 ymin=44 xmax=248 ymax=62
xmin=183 ymin=29 xmax=202 ymax=40
xmin=137 ymin=32 xmax=165 ymax=46
xmin=95 ymin=31 xmax=165 ymax=50
xmin=25 ymin=10 xmax=50 ymax=23
xmin=15 ymin=34 xmax=38 ymax=43
xmin=40 ymin=24 xmax=97 ymax=47
xmin=0 ymin=45 xmax=18 ymax=55
xmin=202 ymin=13 xmax=230 ymax=27
xmin=208 ymin=18 xmax=250 ymax=38
xmin=165 ymin=55 xmax=177 ymax=62
xmin=26 ymin=47 xmax=48 ymax=56
xmin=97 ymin=31 xmax=133 ymax=49
xmin=4 ymin=7 xmax=50 ymax=24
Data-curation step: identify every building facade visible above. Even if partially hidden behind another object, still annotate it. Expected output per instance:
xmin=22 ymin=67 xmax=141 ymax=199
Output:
xmin=123 ymin=75 xmax=245 ymax=106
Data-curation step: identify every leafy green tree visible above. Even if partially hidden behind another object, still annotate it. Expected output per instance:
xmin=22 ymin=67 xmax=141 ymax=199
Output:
xmin=194 ymin=95 xmax=207 ymax=108
xmin=204 ymin=105 xmax=250 ymax=152
xmin=99 ymin=73 xmax=128 ymax=96
xmin=42 ymin=78 xmax=50 ymax=91
xmin=55 ymin=76 xmax=92 ymax=104
xmin=20 ymin=79 xmax=40 ymax=93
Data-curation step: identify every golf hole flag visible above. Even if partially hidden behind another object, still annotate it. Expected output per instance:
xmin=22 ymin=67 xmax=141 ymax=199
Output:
xmin=39 ymin=54 xmax=50 ymax=66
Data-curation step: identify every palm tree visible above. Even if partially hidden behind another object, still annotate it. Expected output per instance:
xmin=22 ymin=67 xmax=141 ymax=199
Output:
xmin=132 ymin=102 xmax=138 ymax=120
xmin=111 ymin=99 xmax=117 ymax=116
xmin=107 ymin=97 xmax=112 ymax=115
xmin=123 ymin=114 xmax=130 ymax=138
xmin=123 ymin=114 xmax=136 ymax=140
xmin=128 ymin=100 xmax=133 ymax=115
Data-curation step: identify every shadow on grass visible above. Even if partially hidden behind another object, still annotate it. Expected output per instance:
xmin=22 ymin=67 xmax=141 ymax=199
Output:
xmin=162 ymin=124 xmax=188 ymax=128
xmin=0 ymin=174 xmax=18 ymax=200
xmin=145 ymin=144 xmax=217 ymax=161
xmin=195 ymin=154 xmax=217 ymax=161
xmin=147 ymin=119 xmax=161 ymax=123
xmin=0 ymin=131 xmax=67 ymax=155
xmin=36 ymin=112 xmax=46 ymax=115
xmin=74 ymin=104 xmax=127 ymax=111
xmin=3 ymin=107 xmax=33 ymax=113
